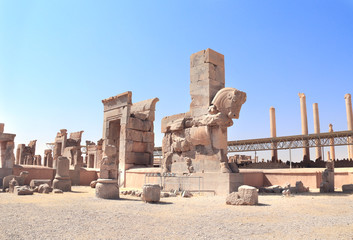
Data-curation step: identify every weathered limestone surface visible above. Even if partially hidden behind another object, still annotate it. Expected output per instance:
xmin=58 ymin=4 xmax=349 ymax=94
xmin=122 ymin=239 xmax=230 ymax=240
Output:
xmin=161 ymin=49 xmax=246 ymax=174
xmin=52 ymin=156 xmax=71 ymax=192
xmin=141 ymin=184 xmax=161 ymax=203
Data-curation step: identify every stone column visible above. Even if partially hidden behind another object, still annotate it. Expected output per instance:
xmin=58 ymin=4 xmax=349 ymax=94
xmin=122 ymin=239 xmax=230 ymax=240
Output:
xmin=299 ymin=93 xmax=310 ymax=161
xmin=345 ymin=94 xmax=353 ymax=160
xmin=52 ymin=156 xmax=71 ymax=191
xmin=329 ymin=124 xmax=335 ymax=161
xmin=327 ymin=151 xmax=331 ymax=162
xmin=190 ymin=48 xmax=225 ymax=117
xmin=269 ymin=107 xmax=278 ymax=162
xmin=313 ymin=103 xmax=322 ymax=160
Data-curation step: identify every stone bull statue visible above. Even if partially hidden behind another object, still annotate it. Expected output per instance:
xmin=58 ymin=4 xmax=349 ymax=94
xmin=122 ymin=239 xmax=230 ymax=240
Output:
xmin=162 ymin=87 xmax=247 ymax=173
xmin=2 ymin=171 xmax=29 ymax=192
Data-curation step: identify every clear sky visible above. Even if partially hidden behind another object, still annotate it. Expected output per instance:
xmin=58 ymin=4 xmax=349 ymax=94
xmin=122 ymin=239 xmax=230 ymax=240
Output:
xmin=1 ymin=1 xmax=352 ymax=162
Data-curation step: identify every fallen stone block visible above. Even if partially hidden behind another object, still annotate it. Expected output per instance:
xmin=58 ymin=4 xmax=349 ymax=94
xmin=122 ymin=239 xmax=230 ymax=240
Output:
xmin=141 ymin=184 xmax=161 ymax=203
xmin=342 ymin=184 xmax=353 ymax=193
xmin=38 ymin=183 xmax=53 ymax=194
xmin=14 ymin=186 xmax=33 ymax=195
xmin=30 ymin=179 xmax=52 ymax=189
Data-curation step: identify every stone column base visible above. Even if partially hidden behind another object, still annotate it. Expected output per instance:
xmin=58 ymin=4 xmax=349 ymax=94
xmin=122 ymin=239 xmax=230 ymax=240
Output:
xmin=95 ymin=179 xmax=119 ymax=199
xmin=53 ymin=177 xmax=71 ymax=192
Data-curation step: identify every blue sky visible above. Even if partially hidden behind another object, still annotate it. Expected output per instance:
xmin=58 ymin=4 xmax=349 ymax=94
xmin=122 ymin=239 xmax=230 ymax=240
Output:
xmin=1 ymin=1 xmax=352 ymax=162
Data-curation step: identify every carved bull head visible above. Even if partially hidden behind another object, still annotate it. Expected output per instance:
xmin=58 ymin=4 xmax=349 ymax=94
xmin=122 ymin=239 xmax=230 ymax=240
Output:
xmin=210 ymin=87 xmax=247 ymax=119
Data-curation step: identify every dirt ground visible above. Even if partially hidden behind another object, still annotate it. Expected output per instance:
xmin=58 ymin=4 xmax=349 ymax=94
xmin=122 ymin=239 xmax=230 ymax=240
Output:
xmin=0 ymin=186 xmax=352 ymax=240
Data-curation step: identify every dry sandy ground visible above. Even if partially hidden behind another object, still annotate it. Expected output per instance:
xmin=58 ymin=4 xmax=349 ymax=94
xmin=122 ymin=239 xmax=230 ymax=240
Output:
xmin=0 ymin=186 xmax=352 ymax=240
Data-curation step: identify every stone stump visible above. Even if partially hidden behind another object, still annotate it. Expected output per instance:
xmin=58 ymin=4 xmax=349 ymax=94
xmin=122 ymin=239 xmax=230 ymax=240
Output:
xmin=141 ymin=184 xmax=161 ymax=203
xmin=226 ymin=185 xmax=258 ymax=205
xmin=95 ymin=179 xmax=119 ymax=199
xmin=52 ymin=156 xmax=71 ymax=192
xmin=9 ymin=178 xmax=18 ymax=193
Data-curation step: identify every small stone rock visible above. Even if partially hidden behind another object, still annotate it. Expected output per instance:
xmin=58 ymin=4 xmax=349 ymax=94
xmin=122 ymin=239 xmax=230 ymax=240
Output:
xmin=181 ymin=190 xmax=193 ymax=198
xmin=53 ymin=189 xmax=63 ymax=194
xmin=282 ymin=189 xmax=291 ymax=197
xmin=90 ymin=181 xmax=97 ymax=188
xmin=161 ymin=192 xmax=170 ymax=198
xmin=38 ymin=183 xmax=53 ymax=194
xmin=296 ymin=181 xmax=309 ymax=193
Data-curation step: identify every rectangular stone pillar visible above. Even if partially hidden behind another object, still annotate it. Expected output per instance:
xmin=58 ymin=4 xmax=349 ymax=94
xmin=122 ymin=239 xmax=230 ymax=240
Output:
xmin=190 ymin=48 xmax=225 ymax=117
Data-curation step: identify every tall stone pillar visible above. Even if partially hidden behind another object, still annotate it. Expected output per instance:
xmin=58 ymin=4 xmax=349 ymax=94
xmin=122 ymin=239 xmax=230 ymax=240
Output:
xmin=313 ymin=103 xmax=321 ymax=160
xmin=299 ymin=93 xmax=310 ymax=161
xmin=269 ymin=107 xmax=278 ymax=162
xmin=329 ymin=124 xmax=335 ymax=161
xmin=190 ymin=48 xmax=225 ymax=117
xmin=344 ymin=94 xmax=353 ymax=160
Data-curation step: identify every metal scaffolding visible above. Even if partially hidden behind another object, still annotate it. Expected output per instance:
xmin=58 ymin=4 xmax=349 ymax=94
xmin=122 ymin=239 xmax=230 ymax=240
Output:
xmin=153 ymin=130 xmax=353 ymax=156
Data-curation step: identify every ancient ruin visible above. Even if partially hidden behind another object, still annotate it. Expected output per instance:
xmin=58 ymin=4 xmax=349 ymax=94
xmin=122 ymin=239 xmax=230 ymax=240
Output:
xmin=15 ymin=140 xmax=37 ymax=165
xmin=101 ymin=91 xmax=159 ymax=186
xmin=52 ymin=156 xmax=71 ymax=192
xmin=53 ymin=129 xmax=84 ymax=168
xmin=85 ymin=139 xmax=103 ymax=168
xmin=2 ymin=171 xmax=28 ymax=191
xmin=0 ymin=123 xmax=16 ymax=180
xmin=43 ymin=149 xmax=53 ymax=168
xmin=161 ymin=49 xmax=246 ymax=174
xmin=320 ymin=161 xmax=335 ymax=193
